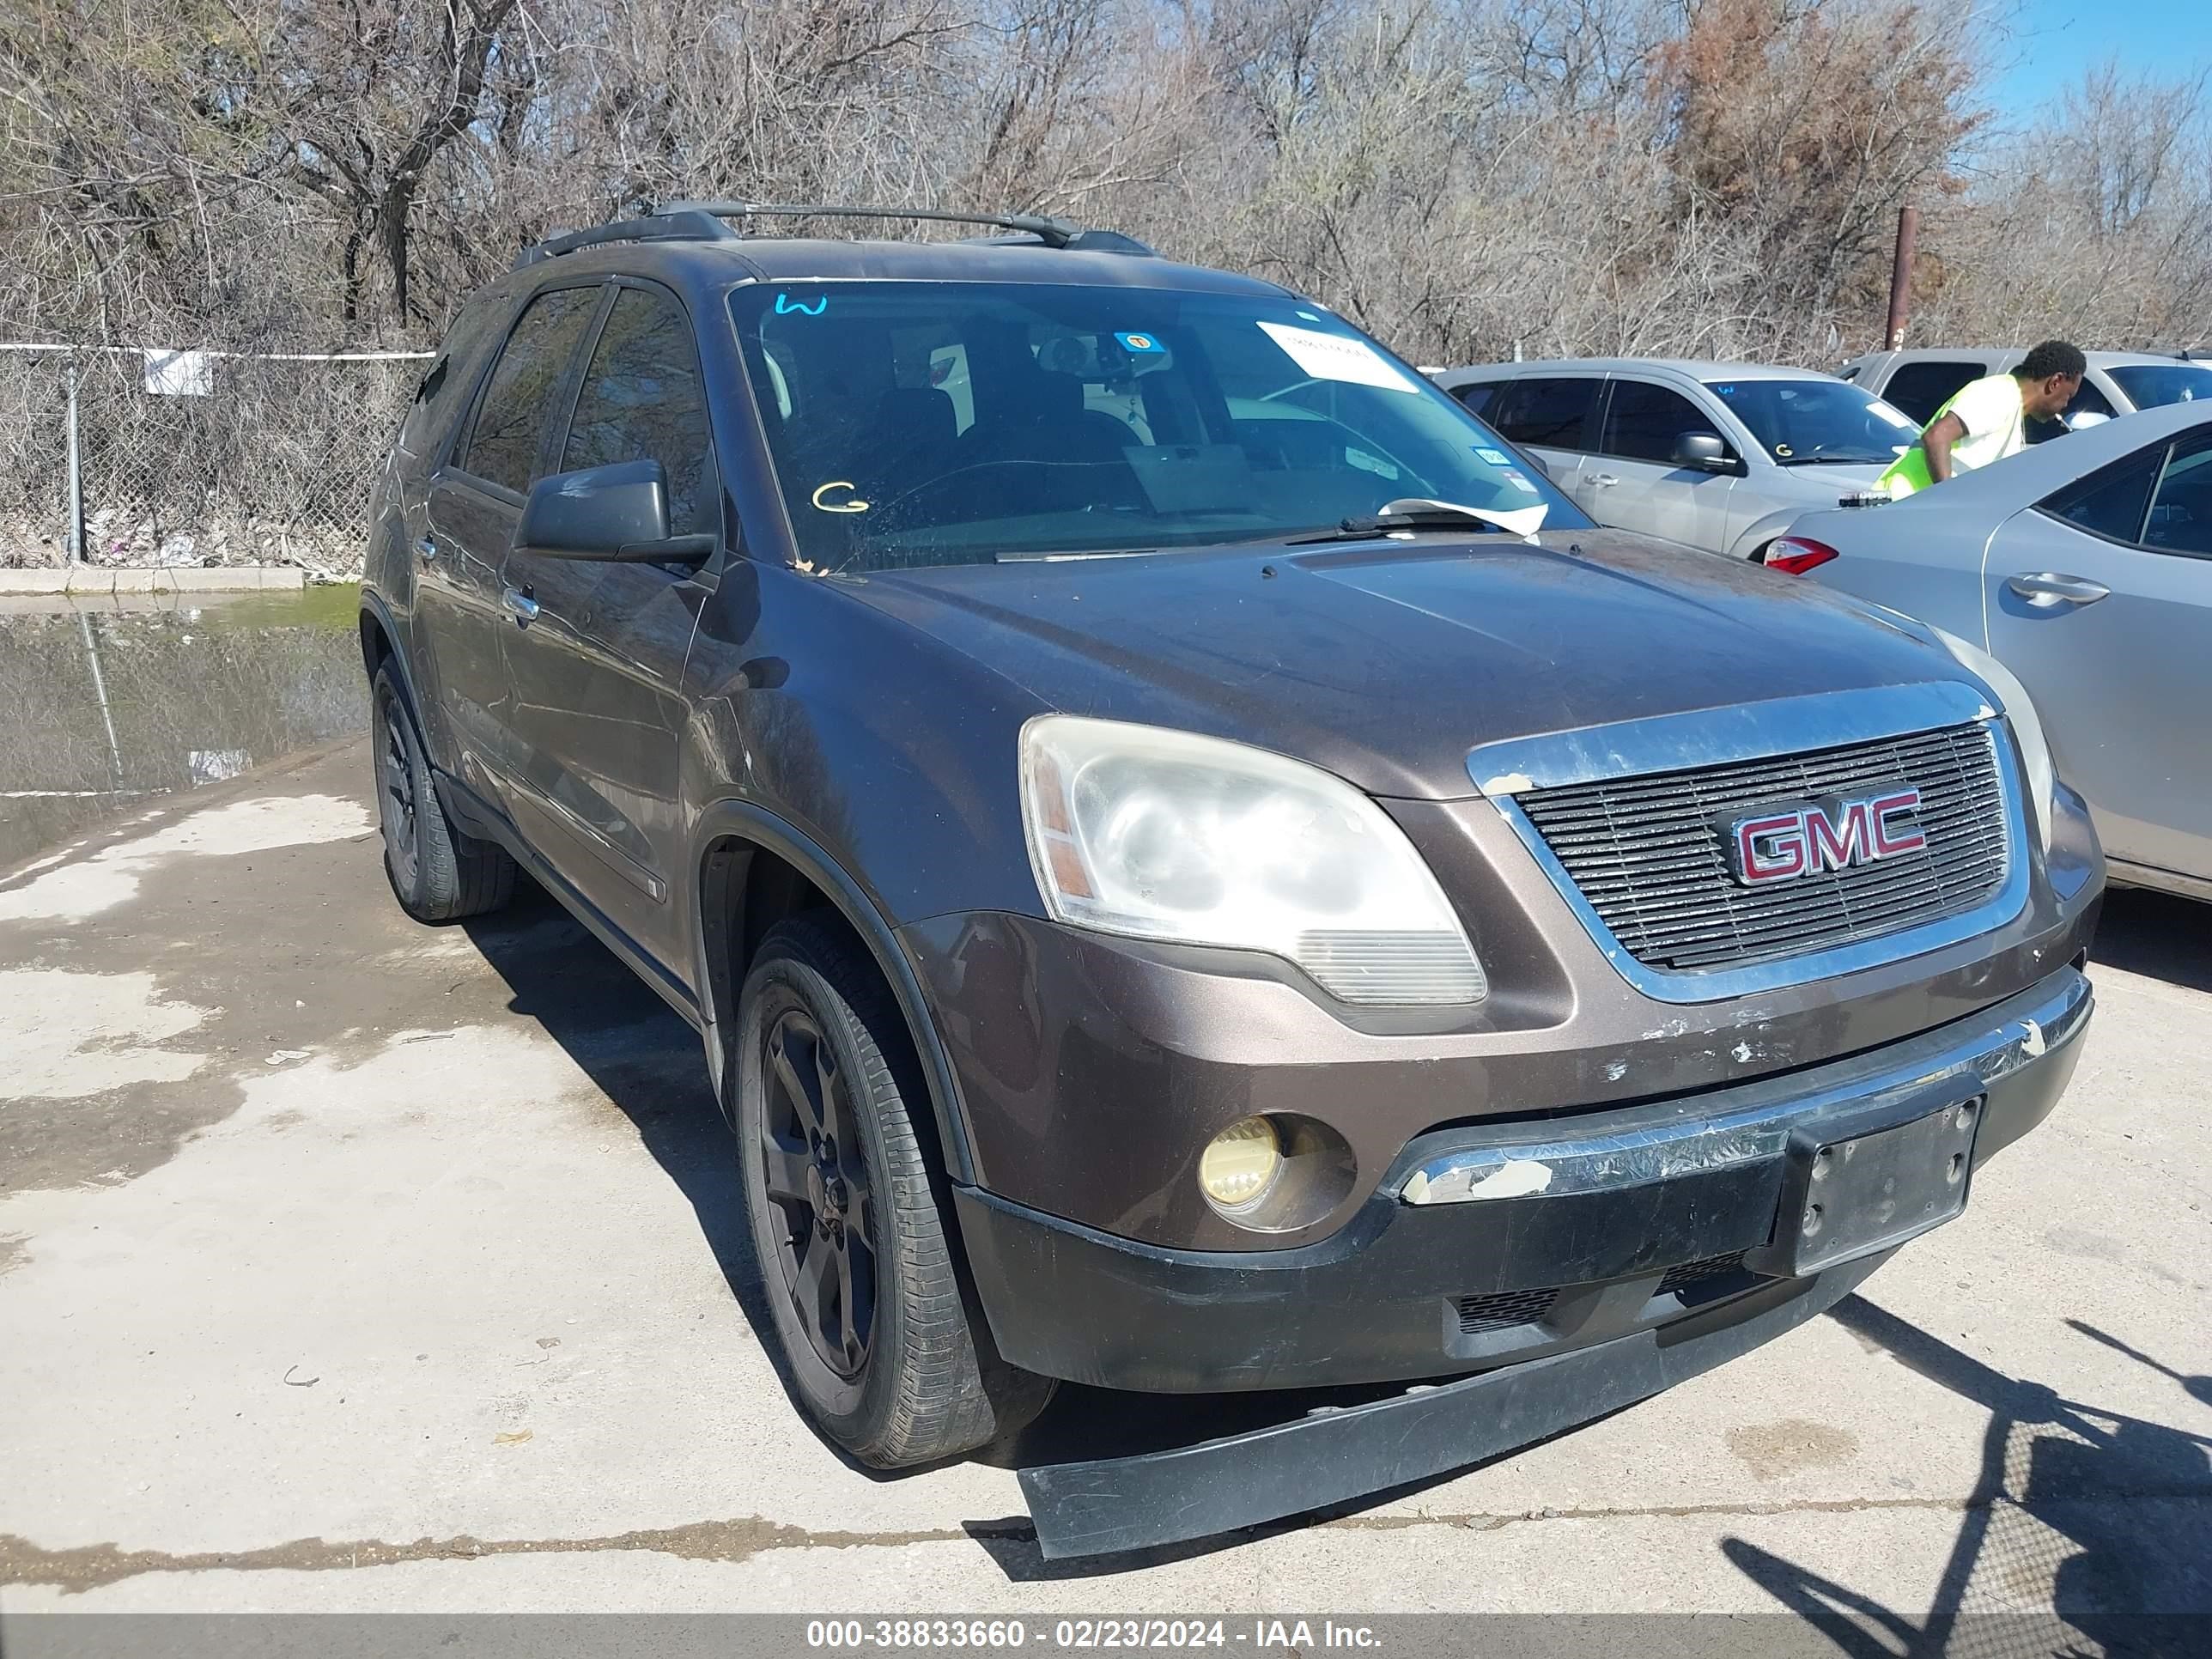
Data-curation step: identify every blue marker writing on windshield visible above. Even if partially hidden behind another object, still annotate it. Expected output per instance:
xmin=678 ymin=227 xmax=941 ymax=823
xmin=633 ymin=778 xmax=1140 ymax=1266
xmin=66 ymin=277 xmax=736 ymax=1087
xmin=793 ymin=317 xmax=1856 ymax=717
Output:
xmin=775 ymin=294 xmax=828 ymax=317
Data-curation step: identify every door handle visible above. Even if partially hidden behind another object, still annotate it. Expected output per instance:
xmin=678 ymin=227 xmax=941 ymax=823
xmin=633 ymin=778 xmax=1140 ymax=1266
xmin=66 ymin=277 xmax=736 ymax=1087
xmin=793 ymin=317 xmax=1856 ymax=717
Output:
xmin=501 ymin=586 xmax=539 ymax=625
xmin=2007 ymin=572 xmax=2110 ymax=607
xmin=415 ymin=537 xmax=438 ymax=562
xmin=1587 ymin=472 xmax=1620 ymax=488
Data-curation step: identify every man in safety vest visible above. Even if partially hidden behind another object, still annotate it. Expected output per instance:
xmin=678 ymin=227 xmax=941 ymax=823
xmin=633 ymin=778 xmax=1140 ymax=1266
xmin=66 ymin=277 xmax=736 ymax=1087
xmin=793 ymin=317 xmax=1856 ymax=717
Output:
xmin=1880 ymin=341 xmax=2087 ymax=499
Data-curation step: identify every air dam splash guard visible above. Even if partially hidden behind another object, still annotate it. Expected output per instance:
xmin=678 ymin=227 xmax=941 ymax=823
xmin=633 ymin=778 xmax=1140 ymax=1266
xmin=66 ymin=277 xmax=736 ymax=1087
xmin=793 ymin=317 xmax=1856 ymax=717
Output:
xmin=1019 ymin=1252 xmax=1885 ymax=1559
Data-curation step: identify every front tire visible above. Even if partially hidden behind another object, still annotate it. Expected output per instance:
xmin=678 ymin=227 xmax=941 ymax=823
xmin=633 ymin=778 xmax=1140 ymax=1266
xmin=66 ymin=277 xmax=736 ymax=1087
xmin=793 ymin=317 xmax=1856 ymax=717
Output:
xmin=736 ymin=915 xmax=1053 ymax=1468
xmin=371 ymin=665 xmax=515 ymax=922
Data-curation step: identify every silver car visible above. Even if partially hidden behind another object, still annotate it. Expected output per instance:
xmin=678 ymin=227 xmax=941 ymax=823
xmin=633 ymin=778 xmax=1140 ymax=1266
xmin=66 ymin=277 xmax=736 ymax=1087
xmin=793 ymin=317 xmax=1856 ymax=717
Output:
xmin=1431 ymin=359 xmax=1919 ymax=560
xmin=1840 ymin=347 xmax=2212 ymax=443
xmin=1780 ymin=399 xmax=2212 ymax=902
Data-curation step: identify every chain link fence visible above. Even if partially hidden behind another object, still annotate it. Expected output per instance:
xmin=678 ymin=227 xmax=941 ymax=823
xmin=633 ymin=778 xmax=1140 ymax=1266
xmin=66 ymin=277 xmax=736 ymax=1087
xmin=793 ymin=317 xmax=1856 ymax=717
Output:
xmin=0 ymin=345 xmax=430 ymax=578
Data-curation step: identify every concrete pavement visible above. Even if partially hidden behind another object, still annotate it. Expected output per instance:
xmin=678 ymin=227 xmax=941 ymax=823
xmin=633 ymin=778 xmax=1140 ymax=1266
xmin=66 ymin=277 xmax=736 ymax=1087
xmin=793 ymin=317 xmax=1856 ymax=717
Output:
xmin=3 ymin=739 xmax=2208 ymax=1625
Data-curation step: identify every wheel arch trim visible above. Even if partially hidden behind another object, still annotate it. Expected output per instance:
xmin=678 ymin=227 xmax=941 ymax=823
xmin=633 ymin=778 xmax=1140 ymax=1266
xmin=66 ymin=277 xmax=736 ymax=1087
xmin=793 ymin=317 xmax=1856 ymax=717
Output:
xmin=690 ymin=799 xmax=976 ymax=1184
xmin=358 ymin=587 xmax=429 ymax=729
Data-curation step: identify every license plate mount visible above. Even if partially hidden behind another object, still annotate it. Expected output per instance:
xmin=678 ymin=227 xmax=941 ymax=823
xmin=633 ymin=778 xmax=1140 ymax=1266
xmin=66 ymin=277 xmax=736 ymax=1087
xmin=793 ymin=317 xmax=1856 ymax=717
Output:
xmin=1746 ymin=1079 xmax=1984 ymax=1278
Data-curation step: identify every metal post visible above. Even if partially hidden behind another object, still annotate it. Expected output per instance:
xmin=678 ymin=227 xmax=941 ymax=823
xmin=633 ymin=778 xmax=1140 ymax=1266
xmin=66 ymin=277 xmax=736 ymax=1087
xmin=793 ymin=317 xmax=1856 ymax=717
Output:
xmin=64 ymin=358 xmax=84 ymax=564
xmin=1885 ymin=206 xmax=1919 ymax=351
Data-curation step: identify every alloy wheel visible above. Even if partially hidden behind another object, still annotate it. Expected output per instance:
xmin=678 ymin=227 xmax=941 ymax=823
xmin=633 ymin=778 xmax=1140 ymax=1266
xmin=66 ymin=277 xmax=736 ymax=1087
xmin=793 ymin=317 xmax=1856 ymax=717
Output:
xmin=377 ymin=700 xmax=420 ymax=890
xmin=757 ymin=1006 xmax=877 ymax=1379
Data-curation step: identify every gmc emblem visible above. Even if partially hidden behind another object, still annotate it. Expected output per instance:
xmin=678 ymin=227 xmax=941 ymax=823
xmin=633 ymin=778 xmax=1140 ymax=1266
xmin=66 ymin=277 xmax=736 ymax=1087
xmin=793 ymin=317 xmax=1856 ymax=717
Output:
xmin=1723 ymin=787 xmax=1926 ymax=886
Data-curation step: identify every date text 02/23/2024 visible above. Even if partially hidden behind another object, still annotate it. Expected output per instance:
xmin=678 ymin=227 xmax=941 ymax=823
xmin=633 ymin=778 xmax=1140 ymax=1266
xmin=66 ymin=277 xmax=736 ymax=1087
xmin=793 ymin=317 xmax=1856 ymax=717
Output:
xmin=805 ymin=1620 xmax=1383 ymax=1651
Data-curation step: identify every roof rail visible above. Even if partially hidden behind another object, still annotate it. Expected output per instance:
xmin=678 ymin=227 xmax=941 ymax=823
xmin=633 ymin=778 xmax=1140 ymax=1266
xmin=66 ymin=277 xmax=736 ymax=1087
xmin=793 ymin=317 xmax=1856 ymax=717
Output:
xmin=658 ymin=201 xmax=1155 ymax=256
xmin=514 ymin=209 xmax=738 ymax=269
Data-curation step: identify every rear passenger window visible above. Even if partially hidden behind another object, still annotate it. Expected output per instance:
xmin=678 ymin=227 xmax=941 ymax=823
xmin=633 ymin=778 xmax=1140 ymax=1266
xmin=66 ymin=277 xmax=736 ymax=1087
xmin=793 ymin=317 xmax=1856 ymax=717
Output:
xmin=1881 ymin=361 xmax=1984 ymax=426
xmin=561 ymin=289 xmax=714 ymax=536
xmin=1490 ymin=378 xmax=1599 ymax=449
xmin=2040 ymin=443 xmax=2163 ymax=544
xmin=1451 ymin=382 xmax=1500 ymax=419
xmin=1598 ymin=380 xmax=1717 ymax=464
xmin=2145 ymin=433 xmax=2212 ymax=556
xmin=463 ymin=287 xmax=601 ymax=494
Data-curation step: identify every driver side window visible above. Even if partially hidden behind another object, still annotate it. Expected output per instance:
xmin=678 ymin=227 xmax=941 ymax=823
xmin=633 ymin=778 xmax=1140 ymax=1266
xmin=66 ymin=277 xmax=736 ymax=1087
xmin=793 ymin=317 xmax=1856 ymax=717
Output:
xmin=1598 ymin=380 xmax=1724 ymax=465
xmin=561 ymin=289 xmax=714 ymax=537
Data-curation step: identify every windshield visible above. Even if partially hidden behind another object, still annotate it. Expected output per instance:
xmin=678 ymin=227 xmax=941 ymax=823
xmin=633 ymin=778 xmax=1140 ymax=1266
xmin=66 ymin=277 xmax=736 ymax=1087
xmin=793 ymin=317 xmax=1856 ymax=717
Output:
xmin=729 ymin=283 xmax=1588 ymax=571
xmin=2107 ymin=363 xmax=2212 ymax=410
xmin=1703 ymin=378 xmax=1918 ymax=465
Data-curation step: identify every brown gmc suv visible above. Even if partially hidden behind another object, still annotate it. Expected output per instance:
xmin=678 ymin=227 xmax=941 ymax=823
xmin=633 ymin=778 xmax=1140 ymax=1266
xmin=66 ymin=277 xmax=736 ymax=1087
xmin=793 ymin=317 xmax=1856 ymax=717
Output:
xmin=361 ymin=204 xmax=2103 ymax=1558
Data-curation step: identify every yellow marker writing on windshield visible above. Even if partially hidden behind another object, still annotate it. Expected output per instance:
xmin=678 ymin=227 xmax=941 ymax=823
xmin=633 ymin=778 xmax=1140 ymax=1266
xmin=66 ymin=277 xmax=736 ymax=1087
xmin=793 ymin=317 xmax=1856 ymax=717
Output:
xmin=811 ymin=481 xmax=870 ymax=514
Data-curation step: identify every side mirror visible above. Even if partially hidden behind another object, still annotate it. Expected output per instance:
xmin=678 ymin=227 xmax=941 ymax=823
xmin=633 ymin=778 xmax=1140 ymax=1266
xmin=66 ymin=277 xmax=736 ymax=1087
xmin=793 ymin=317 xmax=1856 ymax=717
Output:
xmin=1672 ymin=431 xmax=1734 ymax=471
xmin=1522 ymin=451 xmax=1553 ymax=479
xmin=514 ymin=459 xmax=713 ymax=562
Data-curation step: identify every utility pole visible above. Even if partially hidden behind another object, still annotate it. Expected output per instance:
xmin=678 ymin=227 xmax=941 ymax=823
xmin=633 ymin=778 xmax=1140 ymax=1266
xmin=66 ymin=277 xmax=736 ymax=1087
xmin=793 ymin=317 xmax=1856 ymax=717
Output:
xmin=1885 ymin=206 xmax=1920 ymax=351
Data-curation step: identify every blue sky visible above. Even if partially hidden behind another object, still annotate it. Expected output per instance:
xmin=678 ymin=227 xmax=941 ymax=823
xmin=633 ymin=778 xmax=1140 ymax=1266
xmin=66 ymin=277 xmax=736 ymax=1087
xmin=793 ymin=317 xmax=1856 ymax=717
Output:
xmin=1992 ymin=0 xmax=2212 ymax=114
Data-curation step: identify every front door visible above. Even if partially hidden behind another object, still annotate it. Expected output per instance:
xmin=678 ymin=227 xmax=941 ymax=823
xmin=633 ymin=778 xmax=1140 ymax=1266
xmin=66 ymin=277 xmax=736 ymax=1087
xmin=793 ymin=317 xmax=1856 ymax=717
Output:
xmin=417 ymin=284 xmax=605 ymax=785
xmin=1984 ymin=426 xmax=2212 ymax=881
xmin=1582 ymin=377 xmax=1737 ymax=550
xmin=495 ymin=283 xmax=716 ymax=972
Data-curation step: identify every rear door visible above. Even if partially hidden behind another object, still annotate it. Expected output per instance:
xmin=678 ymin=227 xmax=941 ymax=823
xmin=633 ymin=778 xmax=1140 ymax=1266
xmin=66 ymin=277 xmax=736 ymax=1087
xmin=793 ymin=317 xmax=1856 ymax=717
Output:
xmin=1582 ymin=375 xmax=1738 ymax=550
xmin=495 ymin=281 xmax=717 ymax=971
xmin=1984 ymin=425 xmax=2212 ymax=880
xmin=419 ymin=283 xmax=604 ymax=785
xmin=1485 ymin=375 xmax=1601 ymax=496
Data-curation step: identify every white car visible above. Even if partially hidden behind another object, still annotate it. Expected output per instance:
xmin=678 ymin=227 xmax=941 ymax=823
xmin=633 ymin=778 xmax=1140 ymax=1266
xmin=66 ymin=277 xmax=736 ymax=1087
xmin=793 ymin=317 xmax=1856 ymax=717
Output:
xmin=1431 ymin=359 xmax=1917 ymax=560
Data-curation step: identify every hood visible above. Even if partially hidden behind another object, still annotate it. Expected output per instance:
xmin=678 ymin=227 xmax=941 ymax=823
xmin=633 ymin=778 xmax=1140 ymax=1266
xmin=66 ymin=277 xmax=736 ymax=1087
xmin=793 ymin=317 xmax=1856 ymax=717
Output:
xmin=1786 ymin=460 xmax=1890 ymax=487
xmin=840 ymin=529 xmax=1970 ymax=800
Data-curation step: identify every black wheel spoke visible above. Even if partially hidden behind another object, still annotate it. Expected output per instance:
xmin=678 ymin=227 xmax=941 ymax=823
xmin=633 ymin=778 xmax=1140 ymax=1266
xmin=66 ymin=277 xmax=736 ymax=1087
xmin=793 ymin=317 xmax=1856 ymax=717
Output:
xmin=835 ymin=1239 xmax=864 ymax=1368
xmin=768 ymin=1029 xmax=825 ymax=1139
xmin=845 ymin=1173 xmax=873 ymax=1243
xmin=759 ymin=1133 xmax=812 ymax=1207
xmin=844 ymin=1230 xmax=875 ymax=1360
xmin=793 ymin=1231 xmax=837 ymax=1349
xmin=813 ymin=1042 xmax=842 ymax=1135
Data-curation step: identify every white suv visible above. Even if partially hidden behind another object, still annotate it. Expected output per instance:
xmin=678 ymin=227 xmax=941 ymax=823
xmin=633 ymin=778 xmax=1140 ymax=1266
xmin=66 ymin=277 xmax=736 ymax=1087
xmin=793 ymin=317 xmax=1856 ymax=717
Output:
xmin=1840 ymin=348 xmax=2212 ymax=441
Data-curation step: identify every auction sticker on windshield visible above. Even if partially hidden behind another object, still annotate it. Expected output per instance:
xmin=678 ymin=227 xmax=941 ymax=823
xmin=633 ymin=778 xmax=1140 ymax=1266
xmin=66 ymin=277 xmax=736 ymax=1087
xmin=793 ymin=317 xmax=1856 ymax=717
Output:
xmin=1257 ymin=321 xmax=1419 ymax=393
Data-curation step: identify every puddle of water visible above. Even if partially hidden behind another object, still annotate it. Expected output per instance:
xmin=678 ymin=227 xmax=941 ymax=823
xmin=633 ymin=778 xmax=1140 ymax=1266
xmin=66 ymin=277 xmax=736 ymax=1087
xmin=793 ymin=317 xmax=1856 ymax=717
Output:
xmin=0 ymin=585 xmax=367 ymax=870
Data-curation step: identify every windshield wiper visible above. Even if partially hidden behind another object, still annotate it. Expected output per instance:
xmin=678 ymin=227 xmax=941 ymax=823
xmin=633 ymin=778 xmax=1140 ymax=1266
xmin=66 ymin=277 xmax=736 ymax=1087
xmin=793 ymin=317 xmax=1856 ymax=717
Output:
xmin=1287 ymin=496 xmax=1548 ymax=544
xmin=1777 ymin=453 xmax=1893 ymax=467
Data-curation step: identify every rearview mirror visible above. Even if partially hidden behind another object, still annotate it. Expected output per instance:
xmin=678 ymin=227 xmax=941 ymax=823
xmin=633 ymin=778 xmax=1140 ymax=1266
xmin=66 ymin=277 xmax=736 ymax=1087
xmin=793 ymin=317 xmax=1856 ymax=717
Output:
xmin=514 ymin=459 xmax=712 ymax=563
xmin=1672 ymin=431 xmax=1734 ymax=471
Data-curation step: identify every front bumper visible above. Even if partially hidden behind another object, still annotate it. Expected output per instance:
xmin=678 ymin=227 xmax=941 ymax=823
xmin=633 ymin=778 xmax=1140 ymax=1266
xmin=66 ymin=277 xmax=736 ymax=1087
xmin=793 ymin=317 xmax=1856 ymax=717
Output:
xmin=957 ymin=965 xmax=2091 ymax=1394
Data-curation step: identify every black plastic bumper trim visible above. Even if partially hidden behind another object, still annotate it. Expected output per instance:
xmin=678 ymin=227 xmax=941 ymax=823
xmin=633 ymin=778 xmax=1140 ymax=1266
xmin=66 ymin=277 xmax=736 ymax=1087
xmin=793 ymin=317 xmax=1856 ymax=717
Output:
xmin=1019 ymin=1249 xmax=1885 ymax=1559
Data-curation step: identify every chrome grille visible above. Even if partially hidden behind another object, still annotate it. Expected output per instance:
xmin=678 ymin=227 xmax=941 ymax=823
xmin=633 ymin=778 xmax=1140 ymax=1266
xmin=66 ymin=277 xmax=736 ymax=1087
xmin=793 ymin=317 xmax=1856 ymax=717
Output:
xmin=1515 ymin=723 xmax=2010 ymax=973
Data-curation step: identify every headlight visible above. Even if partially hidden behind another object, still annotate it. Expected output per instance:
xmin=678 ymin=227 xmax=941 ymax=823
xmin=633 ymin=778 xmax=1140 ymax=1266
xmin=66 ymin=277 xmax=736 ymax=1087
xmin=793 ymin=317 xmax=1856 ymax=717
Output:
xmin=1928 ymin=626 xmax=2054 ymax=848
xmin=1019 ymin=715 xmax=1486 ymax=1006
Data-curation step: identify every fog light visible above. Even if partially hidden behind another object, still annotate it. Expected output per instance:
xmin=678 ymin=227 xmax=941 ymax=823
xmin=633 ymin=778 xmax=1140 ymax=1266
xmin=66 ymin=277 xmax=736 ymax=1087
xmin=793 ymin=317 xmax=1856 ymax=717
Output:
xmin=1199 ymin=1117 xmax=1282 ymax=1209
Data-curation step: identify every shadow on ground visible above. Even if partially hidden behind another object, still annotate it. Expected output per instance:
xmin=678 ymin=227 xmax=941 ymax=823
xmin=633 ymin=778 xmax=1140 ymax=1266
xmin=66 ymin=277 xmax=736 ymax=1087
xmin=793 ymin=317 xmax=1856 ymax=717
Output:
xmin=1723 ymin=1295 xmax=2212 ymax=1655
xmin=2092 ymin=888 xmax=2211 ymax=995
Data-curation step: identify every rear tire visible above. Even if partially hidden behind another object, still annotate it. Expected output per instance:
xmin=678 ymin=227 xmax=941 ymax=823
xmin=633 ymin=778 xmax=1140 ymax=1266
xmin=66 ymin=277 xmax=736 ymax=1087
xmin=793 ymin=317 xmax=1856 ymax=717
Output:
xmin=371 ymin=665 xmax=515 ymax=922
xmin=736 ymin=915 xmax=1055 ymax=1468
